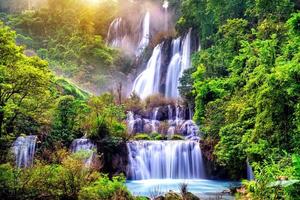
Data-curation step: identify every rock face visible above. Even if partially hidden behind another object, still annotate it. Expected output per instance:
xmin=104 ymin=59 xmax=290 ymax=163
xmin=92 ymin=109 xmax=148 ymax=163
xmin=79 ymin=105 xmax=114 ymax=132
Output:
xmin=165 ymin=192 xmax=182 ymax=200
xmin=96 ymin=139 xmax=129 ymax=177
xmin=183 ymin=192 xmax=200 ymax=200
xmin=127 ymin=104 xmax=200 ymax=140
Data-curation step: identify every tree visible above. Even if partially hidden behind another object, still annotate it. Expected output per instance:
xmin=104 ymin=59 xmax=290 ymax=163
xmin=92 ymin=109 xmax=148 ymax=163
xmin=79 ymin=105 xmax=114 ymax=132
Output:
xmin=0 ymin=22 xmax=53 ymax=136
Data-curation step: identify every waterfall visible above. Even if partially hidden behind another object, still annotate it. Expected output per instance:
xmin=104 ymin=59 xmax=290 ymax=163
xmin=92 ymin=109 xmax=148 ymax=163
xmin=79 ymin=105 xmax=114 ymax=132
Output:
xmin=107 ymin=17 xmax=126 ymax=48
xmin=132 ymin=44 xmax=162 ymax=99
xmin=181 ymin=29 xmax=192 ymax=73
xmin=127 ymin=140 xmax=205 ymax=180
xmin=71 ymin=139 xmax=96 ymax=166
xmin=168 ymin=105 xmax=173 ymax=121
xmin=163 ymin=1 xmax=169 ymax=32
xmin=151 ymin=107 xmax=160 ymax=132
xmin=12 ymin=135 xmax=37 ymax=168
xmin=127 ymin=111 xmax=135 ymax=134
xmin=165 ymin=29 xmax=192 ymax=99
xmin=247 ymin=159 xmax=255 ymax=180
xmin=136 ymin=11 xmax=150 ymax=57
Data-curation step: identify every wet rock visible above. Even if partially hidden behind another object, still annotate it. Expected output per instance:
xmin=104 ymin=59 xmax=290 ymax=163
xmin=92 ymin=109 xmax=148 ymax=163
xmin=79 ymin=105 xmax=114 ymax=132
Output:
xmin=154 ymin=196 xmax=165 ymax=200
xmin=165 ymin=192 xmax=182 ymax=200
xmin=183 ymin=192 xmax=200 ymax=200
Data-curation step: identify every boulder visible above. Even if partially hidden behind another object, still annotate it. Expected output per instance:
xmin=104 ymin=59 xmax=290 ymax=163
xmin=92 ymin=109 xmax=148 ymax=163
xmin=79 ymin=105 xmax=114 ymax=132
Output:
xmin=183 ymin=192 xmax=200 ymax=200
xmin=165 ymin=191 xmax=182 ymax=200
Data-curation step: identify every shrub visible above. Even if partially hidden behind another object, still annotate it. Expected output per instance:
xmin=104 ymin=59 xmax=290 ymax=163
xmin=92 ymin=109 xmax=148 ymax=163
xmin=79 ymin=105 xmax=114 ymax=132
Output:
xmin=124 ymin=93 xmax=144 ymax=113
xmin=134 ymin=134 xmax=151 ymax=140
xmin=144 ymin=94 xmax=175 ymax=109
xmin=78 ymin=175 xmax=133 ymax=200
xmin=171 ymin=134 xmax=185 ymax=140
xmin=154 ymin=134 xmax=167 ymax=140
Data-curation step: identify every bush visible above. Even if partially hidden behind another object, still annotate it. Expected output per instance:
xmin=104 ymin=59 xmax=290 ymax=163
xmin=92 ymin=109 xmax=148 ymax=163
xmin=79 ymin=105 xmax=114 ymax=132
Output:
xmin=154 ymin=134 xmax=167 ymax=140
xmin=144 ymin=94 xmax=175 ymax=109
xmin=171 ymin=134 xmax=185 ymax=140
xmin=134 ymin=134 xmax=151 ymax=140
xmin=78 ymin=175 xmax=133 ymax=200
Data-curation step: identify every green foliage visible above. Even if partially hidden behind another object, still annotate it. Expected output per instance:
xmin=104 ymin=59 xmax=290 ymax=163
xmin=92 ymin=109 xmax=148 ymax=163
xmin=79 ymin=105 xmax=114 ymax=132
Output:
xmin=78 ymin=174 xmax=133 ymax=200
xmin=186 ymin=0 xmax=299 ymax=190
xmin=134 ymin=134 xmax=152 ymax=140
xmin=0 ymin=149 xmax=134 ymax=200
xmin=0 ymin=21 xmax=54 ymax=137
xmin=242 ymin=156 xmax=296 ymax=199
xmin=171 ymin=134 xmax=185 ymax=140
xmin=85 ymin=93 xmax=126 ymax=140
xmin=133 ymin=133 xmax=184 ymax=141
xmin=0 ymin=152 xmax=101 ymax=199
xmin=46 ymin=95 xmax=89 ymax=147
xmin=55 ymin=78 xmax=90 ymax=100
xmin=3 ymin=0 xmax=124 ymax=93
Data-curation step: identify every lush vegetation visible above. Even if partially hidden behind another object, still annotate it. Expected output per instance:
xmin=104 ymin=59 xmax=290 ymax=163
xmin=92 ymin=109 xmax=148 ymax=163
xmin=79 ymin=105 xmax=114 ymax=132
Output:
xmin=0 ymin=150 xmax=135 ymax=200
xmin=177 ymin=0 xmax=300 ymax=198
xmin=1 ymin=0 xmax=300 ymax=199
xmin=1 ymin=0 xmax=134 ymax=94
xmin=0 ymin=18 xmax=132 ymax=199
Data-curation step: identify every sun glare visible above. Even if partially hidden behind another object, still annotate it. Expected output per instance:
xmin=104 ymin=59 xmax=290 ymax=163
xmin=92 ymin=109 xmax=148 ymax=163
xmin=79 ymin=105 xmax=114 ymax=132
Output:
xmin=86 ymin=0 xmax=101 ymax=5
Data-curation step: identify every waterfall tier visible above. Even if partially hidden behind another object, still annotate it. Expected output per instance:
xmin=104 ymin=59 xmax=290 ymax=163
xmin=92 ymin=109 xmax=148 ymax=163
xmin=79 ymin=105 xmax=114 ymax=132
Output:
xmin=127 ymin=105 xmax=199 ymax=139
xmin=106 ymin=12 xmax=151 ymax=57
xmin=12 ymin=135 xmax=37 ymax=168
xmin=127 ymin=140 xmax=205 ymax=180
xmin=131 ymin=29 xmax=194 ymax=99
xmin=71 ymin=139 xmax=96 ymax=166
xmin=132 ymin=44 xmax=162 ymax=99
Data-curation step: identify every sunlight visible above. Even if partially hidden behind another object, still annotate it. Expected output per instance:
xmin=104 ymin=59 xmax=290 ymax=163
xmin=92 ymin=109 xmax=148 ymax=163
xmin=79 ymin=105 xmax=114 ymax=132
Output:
xmin=86 ymin=0 xmax=101 ymax=5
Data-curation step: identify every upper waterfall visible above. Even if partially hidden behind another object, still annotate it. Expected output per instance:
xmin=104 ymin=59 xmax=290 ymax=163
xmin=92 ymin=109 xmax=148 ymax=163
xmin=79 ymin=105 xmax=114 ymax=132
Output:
xmin=106 ymin=17 xmax=124 ymax=48
xmin=131 ymin=29 xmax=193 ymax=99
xmin=165 ymin=30 xmax=192 ymax=98
xmin=136 ymin=11 xmax=150 ymax=57
xmin=132 ymin=44 xmax=162 ymax=99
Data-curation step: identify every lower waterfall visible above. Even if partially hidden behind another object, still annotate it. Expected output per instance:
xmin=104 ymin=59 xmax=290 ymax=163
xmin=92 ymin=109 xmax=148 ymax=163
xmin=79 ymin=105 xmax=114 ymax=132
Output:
xmin=12 ymin=135 xmax=37 ymax=168
xmin=127 ymin=140 xmax=205 ymax=180
xmin=71 ymin=139 xmax=96 ymax=166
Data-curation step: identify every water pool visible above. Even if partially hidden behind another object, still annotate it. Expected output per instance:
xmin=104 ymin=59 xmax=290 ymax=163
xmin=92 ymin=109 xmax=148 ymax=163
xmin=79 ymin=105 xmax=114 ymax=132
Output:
xmin=126 ymin=179 xmax=240 ymax=199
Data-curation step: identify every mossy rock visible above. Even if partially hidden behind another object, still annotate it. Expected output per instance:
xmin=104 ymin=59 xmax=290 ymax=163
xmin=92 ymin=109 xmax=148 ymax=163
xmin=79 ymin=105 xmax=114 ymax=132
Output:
xmin=165 ymin=192 xmax=182 ymax=200
xmin=154 ymin=196 xmax=165 ymax=200
xmin=134 ymin=134 xmax=151 ymax=140
xmin=135 ymin=196 xmax=150 ymax=200
xmin=154 ymin=134 xmax=167 ymax=140
xmin=171 ymin=134 xmax=185 ymax=140
xmin=183 ymin=192 xmax=200 ymax=200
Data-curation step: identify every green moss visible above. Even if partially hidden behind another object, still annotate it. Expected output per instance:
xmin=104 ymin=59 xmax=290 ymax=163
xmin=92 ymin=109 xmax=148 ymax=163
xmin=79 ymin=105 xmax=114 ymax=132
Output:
xmin=171 ymin=134 xmax=185 ymax=140
xmin=55 ymin=78 xmax=90 ymax=100
xmin=134 ymin=134 xmax=151 ymax=140
xmin=154 ymin=134 xmax=167 ymax=140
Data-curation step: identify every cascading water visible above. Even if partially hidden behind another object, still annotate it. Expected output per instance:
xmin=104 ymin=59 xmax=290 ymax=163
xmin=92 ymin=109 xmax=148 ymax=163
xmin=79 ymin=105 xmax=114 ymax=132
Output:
xmin=132 ymin=44 xmax=162 ymax=99
xmin=151 ymin=107 xmax=160 ymax=132
xmin=107 ymin=17 xmax=126 ymax=48
xmin=127 ymin=111 xmax=135 ymax=134
xmin=165 ymin=30 xmax=192 ymax=99
xmin=163 ymin=1 xmax=169 ymax=32
xmin=165 ymin=37 xmax=182 ymax=99
xmin=136 ymin=11 xmax=150 ymax=57
xmin=71 ymin=139 xmax=96 ymax=166
xmin=127 ymin=140 xmax=205 ymax=180
xmin=181 ymin=29 xmax=192 ymax=73
xmin=247 ymin=159 xmax=255 ymax=180
xmin=12 ymin=135 xmax=37 ymax=168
